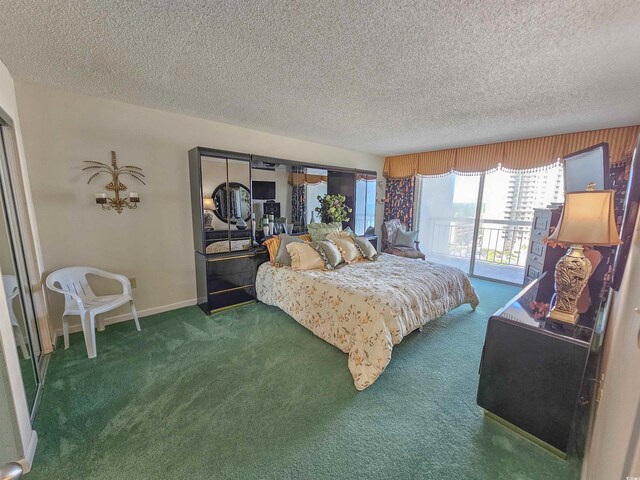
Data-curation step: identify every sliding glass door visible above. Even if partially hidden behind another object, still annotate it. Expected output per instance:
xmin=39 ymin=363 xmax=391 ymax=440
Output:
xmin=415 ymin=174 xmax=480 ymax=274
xmin=416 ymin=166 xmax=564 ymax=285
xmin=0 ymin=125 xmax=43 ymax=416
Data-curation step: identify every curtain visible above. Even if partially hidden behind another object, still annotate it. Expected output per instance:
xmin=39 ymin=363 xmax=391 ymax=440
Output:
xmin=290 ymin=166 xmax=306 ymax=228
xmin=383 ymin=125 xmax=640 ymax=178
xmin=383 ymin=177 xmax=415 ymax=229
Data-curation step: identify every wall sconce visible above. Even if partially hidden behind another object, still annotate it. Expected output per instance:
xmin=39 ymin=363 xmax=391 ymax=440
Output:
xmin=84 ymin=151 xmax=145 ymax=214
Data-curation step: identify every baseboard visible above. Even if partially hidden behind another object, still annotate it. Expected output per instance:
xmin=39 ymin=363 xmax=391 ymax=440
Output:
xmin=54 ymin=298 xmax=197 ymax=339
xmin=18 ymin=429 xmax=37 ymax=473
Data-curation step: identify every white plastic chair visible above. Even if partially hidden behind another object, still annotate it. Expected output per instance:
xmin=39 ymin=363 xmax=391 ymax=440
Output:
xmin=2 ymin=275 xmax=30 ymax=360
xmin=46 ymin=267 xmax=140 ymax=358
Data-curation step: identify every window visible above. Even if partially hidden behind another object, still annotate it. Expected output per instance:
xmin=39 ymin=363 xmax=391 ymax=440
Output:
xmin=416 ymin=165 xmax=564 ymax=284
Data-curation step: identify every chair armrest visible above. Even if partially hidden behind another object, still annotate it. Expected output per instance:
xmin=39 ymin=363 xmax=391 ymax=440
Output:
xmin=92 ymin=270 xmax=133 ymax=296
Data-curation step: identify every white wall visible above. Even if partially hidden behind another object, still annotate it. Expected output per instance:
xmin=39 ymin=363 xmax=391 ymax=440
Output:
xmin=14 ymin=81 xmax=384 ymax=332
xmin=0 ymin=59 xmax=37 ymax=471
xmin=582 ymin=208 xmax=640 ymax=480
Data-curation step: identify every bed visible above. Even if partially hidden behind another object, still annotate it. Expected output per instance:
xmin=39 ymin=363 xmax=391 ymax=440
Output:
xmin=256 ymin=253 xmax=479 ymax=390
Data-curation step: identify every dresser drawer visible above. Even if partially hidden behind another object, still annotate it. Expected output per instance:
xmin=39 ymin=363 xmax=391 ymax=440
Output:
xmin=207 ymin=253 xmax=256 ymax=274
xmin=208 ymin=276 xmax=254 ymax=294
xmin=531 ymin=228 xmax=550 ymax=242
xmin=529 ymin=241 xmax=545 ymax=257
xmin=527 ymin=253 xmax=544 ymax=272
xmin=208 ymin=268 xmax=256 ymax=290
xmin=532 ymin=209 xmax=552 ymax=226
xmin=208 ymin=286 xmax=255 ymax=312
xmin=526 ymin=263 xmax=543 ymax=281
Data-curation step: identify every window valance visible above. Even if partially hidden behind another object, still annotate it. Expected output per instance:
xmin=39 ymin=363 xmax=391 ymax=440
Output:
xmin=383 ymin=125 xmax=640 ymax=178
xmin=288 ymin=172 xmax=327 ymax=186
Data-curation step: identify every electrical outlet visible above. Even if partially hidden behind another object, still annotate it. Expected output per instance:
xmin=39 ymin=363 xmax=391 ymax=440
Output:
xmin=129 ymin=277 xmax=137 ymax=288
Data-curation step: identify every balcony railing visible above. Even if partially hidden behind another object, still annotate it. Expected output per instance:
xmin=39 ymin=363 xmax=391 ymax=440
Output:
xmin=426 ymin=218 xmax=531 ymax=267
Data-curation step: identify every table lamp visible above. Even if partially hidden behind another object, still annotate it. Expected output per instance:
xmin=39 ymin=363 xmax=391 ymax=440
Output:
xmin=547 ymin=189 xmax=621 ymax=324
xmin=203 ymin=197 xmax=215 ymax=228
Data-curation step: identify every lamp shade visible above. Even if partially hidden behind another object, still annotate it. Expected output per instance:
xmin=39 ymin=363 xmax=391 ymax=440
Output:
xmin=548 ymin=190 xmax=622 ymax=246
xmin=202 ymin=197 xmax=215 ymax=211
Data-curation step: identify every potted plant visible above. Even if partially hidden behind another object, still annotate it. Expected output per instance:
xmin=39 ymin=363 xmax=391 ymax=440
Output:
xmin=315 ymin=194 xmax=352 ymax=224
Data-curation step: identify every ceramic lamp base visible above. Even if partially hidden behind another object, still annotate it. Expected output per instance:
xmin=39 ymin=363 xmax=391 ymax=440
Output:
xmin=548 ymin=244 xmax=592 ymax=325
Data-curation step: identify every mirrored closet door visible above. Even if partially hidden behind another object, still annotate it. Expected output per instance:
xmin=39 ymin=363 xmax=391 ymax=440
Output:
xmin=0 ymin=121 xmax=43 ymax=417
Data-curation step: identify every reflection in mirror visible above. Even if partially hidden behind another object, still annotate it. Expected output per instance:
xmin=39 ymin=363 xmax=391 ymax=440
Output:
xmin=302 ymin=168 xmax=328 ymax=226
xmin=212 ymin=182 xmax=251 ymax=224
xmin=365 ymin=174 xmax=376 ymax=235
xmin=251 ymin=163 xmax=291 ymax=238
xmin=0 ymin=188 xmax=38 ymax=410
xmin=201 ymin=155 xmax=228 ymax=225
xmin=227 ymin=159 xmax=253 ymax=251
xmin=250 ymin=162 xmax=329 ymax=239
xmin=201 ymin=156 xmax=254 ymax=254
xmin=355 ymin=173 xmax=377 ymax=235
xmin=201 ymin=156 xmax=229 ymax=254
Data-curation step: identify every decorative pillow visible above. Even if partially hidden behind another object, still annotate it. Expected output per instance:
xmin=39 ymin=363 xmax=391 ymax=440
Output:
xmin=274 ymin=234 xmax=304 ymax=266
xmin=353 ymin=236 xmax=378 ymax=260
xmin=395 ymin=229 xmax=419 ymax=248
xmin=263 ymin=236 xmax=280 ymax=264
xmin=307 ymin=222 xmax=343 ymax=241
xmin=310 ymin=240 xmax=343 ymax=269
xmin=286 ymin=242 xmax=326 ymax=271
xmin=326 ymin=232 xmax=364 ymax=264
xmin=263 ymin=233 xmax=312 ymax=265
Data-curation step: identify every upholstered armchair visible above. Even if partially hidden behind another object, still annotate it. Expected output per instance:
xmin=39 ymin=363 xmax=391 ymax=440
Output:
xmin=381 ymin=219 xmax=425 ymax=260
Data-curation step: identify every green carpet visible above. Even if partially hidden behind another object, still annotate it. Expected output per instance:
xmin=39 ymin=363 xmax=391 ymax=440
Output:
xmin=27 ymin=279 xmax=581 ymax=479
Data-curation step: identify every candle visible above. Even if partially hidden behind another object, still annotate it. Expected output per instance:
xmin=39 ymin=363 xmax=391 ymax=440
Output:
xmin=95 ymin=193 xmax=107 ymax=204
xmin=129 ymin=192 xmax=140 ymax=203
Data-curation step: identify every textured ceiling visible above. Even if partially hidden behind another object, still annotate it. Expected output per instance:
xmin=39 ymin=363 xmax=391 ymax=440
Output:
xmin=1 ymin=1 xmax=639 ymax=156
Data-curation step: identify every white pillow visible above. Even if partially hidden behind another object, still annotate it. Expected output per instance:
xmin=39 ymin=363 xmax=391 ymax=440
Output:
xmin=326 ymin=232 xmax=364 ymax=264
xmin=286 ymin=243 xmax=326 ymax=271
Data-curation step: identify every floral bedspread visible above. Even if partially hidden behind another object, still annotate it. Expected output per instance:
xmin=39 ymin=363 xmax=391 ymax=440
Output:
xmin=255 ymin=253 xmax=479 ymax=390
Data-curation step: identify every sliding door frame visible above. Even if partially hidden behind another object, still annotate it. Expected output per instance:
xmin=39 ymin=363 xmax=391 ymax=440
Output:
xmin=0 ymin=106 xmax=50 ymax=422
xmin=468 ymin=172 xmax=525 ymax=287
xmin=416 ymin=171 xmax=526 ymax=288
xmin=468 ymin=173 xmax=484 ymax=278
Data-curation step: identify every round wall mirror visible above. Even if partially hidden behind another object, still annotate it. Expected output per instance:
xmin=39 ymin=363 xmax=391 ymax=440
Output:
xmin=212 ymin=182 xmax=251 ymax=224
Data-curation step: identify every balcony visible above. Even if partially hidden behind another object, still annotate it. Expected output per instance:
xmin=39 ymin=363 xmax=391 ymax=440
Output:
xmin=423 ymin=218 xmax=530 ymax=284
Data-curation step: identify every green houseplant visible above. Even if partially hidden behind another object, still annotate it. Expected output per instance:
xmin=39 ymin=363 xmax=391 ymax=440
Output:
xmin=315 ymin=194 xmax=352 ymax=223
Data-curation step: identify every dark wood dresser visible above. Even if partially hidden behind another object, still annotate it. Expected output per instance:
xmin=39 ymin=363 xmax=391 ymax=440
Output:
xmin=477 ymin=273 xmax=598 ymax=456
xmin=189 ymin=147 xmax=268 ymax=314
xmin=524 ymin=207 xmax=564 ymax=284
xmin=194 ymin=249 xmax=269 ymax=314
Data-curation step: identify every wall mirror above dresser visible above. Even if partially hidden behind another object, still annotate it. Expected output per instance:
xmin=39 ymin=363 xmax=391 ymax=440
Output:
xmin=249 ymin=154 xmax=377 ymax=243
xmin=250 ymin=158 xmax=330 ymax=239
xmin=191 ymin=150 xmax=255 ymax=255
xmin=188 ymin=147 xmax=377 ymax=314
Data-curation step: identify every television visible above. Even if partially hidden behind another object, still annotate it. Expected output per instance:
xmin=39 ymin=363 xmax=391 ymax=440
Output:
xmin=252 ymin=181 xmax=276 ymax=200
xmin=563 ymin=143 xmax=609 ymax=192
